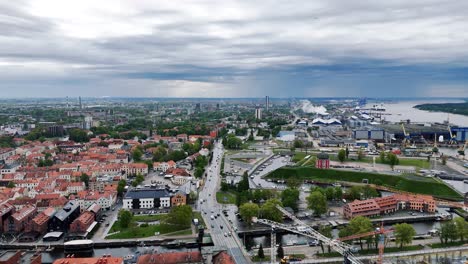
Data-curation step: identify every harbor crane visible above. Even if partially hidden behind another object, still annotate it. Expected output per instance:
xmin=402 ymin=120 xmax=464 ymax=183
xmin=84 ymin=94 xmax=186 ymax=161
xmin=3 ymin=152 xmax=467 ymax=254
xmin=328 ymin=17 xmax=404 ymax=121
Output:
xmin=447 ymin=125 xmax=457 ymax=144
xmin=400 ymin=123 xmax=411 ymax=147
xmin=252 ymin=205 xmax=363 ymax=264
xmin=338 ymin=223 xmax=394 ymax=264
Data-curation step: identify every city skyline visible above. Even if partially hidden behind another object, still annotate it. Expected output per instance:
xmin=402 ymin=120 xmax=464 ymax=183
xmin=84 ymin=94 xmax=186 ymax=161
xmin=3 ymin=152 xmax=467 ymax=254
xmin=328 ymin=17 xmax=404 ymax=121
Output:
xmin=1 ymin=1 xmax=468 ymax=98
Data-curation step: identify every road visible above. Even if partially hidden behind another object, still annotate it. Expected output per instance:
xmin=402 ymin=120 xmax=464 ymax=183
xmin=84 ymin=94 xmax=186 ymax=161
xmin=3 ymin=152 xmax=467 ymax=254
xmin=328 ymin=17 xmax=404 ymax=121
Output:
xmin=199 ymin=141 xmax=252 ymax=264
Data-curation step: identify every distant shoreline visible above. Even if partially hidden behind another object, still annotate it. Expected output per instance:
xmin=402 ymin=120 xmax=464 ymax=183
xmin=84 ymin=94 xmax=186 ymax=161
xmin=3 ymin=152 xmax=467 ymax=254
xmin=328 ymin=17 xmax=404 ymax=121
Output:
xmin=414 ymin=101 xmax=468 ymax=117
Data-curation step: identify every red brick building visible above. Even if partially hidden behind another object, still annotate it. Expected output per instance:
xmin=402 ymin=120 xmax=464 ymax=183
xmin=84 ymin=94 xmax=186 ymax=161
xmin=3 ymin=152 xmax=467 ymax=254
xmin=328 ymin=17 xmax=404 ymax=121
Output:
xmin=5 ymin=205 xmax=36 ymax=234
xmin=170 ymin=192 xmax=187 ymax=207
xmin=315 ymin=153 xmax=330 ymax=169
xmin=343 ymin=194 xmax=436 ymax=219
xmin=69 ymin=211 xmax=95 ymax=233
xmin=0 ymin=202 xmax=15 ymax=233
xmin=137 ymin=252 xmax=203 ymax=264
xmin=30 ymin=207 xmax=56 ymax=234
xmin=53 ymin=256 xmax=123 ymax=264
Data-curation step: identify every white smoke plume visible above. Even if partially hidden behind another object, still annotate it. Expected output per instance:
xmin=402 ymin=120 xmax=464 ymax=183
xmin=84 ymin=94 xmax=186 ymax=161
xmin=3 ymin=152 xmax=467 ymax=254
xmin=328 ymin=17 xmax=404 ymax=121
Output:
xmin=298 ymin=100 xmax=328 ymax=115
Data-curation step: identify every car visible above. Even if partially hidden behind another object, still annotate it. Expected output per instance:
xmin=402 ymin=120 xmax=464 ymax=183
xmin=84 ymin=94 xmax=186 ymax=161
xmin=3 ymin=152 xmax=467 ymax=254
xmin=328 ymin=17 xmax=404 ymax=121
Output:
xmin=220 ymin=225 xmax=223 ymax=229
xmin=105 ymin=223 xmax=110 ymax=227
xmin=228 ymin=232 xmax=232 ymax=237
xmin=217 ymin=213 xmax=220 ymax=217
xmin=224 ymin=232 xmax=228 ymax=237
xmin=211 ymin=224 xmax=214 ymax=228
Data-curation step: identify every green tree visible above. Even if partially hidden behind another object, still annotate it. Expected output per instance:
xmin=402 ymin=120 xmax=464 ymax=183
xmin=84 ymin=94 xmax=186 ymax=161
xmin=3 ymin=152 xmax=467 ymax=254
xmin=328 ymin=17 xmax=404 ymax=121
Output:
xmin=293 ymin=140 xmax=304 ymax=149
xmin=281 ymin=188 xmax=300 ymax=212
xmin=261 ymin=199 xmax=283 ymax=222
xmin=118 ymin=210 xmax=133 ymax=228
xmin=7 ymin=181 xmax=15 ymax=188
xmin=338 ymin=149 xmax=346 ymax=163
xmin=334 ymin=187 xmax=343 ymax=200
xmin=325 ymin=187 xmax=335 ymax=201
xmin=80 ymin=173 xmax=90 ymax=189
xmin=455 ymin=217 xmax=468 ymax=243
xmin=394 ymin=223 xmax=416 ymax=248
xmin=379 ymin=152 xmax=386 ymax=163
xmin=387 ymin=153 xmax=399 ymax=170
xmin=346 ymin=216 xmax=373 ymax=250
xmin=166 ymin=205 xmax=193 ymax=228
xmin=117 ymin=180 xmax=126 ymax=197
xmin=347 ymin=186 xmax=363 ymax=201
xmin=257 ymin=244 xmax=265 ymax=259
xmin=237 ymin=171 xmax=250 ymax=192
xmin=307 ymin=191 xmax=327 ymax=216
xmin=239 ymin=203 xmax=260 ymax=226
xmin=132 ymin=148 xmax=143 ymax=162
xmin=286 ymin=177 xmax=301 ymax=189
xmin=68 ymin=128 xmax=89 ymax=143
xmin=440 ymin=220 xmax=458 ymax=244
xmin=362 ymin=185 xmax=378 ymax=199
xmin=194 ymin=167 xmax=204 ymax=178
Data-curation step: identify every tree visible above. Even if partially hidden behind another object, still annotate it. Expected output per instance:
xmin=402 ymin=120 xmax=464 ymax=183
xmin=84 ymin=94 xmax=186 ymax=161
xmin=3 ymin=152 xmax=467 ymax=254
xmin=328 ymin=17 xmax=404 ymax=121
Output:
xmin=277 ymin=244 xmax=284 ymax=259
xmin=307 ymin=191 xmax=327 ymax=216
xmin=387 ymin=153 xmax=399 ymax=170
xmin=257 ymin=244 xmax=265 ymax=259
xmin=132 ymin=148 xmax=143 ymax=162
xmin=194 ymin=167 xmax=204 ymax=178
xmin=167 ymin=205 xmax=193 ymax=228
xmin=286 ymin=177 xmax=301 ymax=189
xmin=237 ymin=171 xmax=250 ymax=192
xmin=379 ymin=152 xmax=386 ymax=163
xmin=325 ymin=187 xmax=335 ymax=201
xmin=281 ymin=188 xmax=300 ymax=212
xmin=117 ymin=180 xmax=126 ymax=197
xmin=334 ymin=187 xmax=343 ymax=200
xmin=347 ymin=186 xmax=363 ymax=201
xmin=338 ymin=149 xmax=346 ymax=163
xmin=7 ymin=181 xmax=15 ymax=188
xmin=261 ymin=199 xmax=283 ymax=222
xmin=119 ymin=210 xmax=133 ymax=228
xmin=440 ymin=220 xmax=458 ymax=244
xmin=293 ymin=140 xmax=304 ymax=149
xmin=80 ymin=173 xmax=90 ymax=189
xmin=394 ymin=223 xmax=416 ymax=248
xmin=345 ymin=216 xmax=373 ymax=250
xmin=239 ymin=203 xmax=260 ymax=226
xmin=68 ymin=128 xmax=89 ymax=143
xmin=455 ymin=217 xmax=468 ymax=243
xmin=362 ymin=185 xmax=378 ymax=199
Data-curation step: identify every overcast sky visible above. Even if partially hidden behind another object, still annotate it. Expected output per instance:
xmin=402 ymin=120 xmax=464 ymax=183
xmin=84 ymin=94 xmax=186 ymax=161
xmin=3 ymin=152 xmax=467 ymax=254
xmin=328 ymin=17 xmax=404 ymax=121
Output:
xmin=1 ymin=0 xmax=468 ymax=98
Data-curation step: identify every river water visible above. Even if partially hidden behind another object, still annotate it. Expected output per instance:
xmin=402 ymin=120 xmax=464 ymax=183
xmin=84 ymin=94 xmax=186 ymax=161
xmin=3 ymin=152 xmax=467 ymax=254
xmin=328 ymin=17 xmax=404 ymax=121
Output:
xmin=365 ymin=99 xmax=468 ymax=126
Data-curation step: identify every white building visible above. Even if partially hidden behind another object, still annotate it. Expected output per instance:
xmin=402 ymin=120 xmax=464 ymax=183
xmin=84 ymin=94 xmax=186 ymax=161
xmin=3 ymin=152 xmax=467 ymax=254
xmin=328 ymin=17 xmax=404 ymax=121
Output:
xmin=122 ymin=188 xmax=172 ymax=210
xmin=255 ymin=108 xmax=262 ymax=120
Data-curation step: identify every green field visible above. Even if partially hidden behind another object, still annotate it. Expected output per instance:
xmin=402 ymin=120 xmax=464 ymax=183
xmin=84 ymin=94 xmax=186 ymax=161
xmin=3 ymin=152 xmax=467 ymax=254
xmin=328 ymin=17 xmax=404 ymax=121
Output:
xmin=216 ymin=191 xmax=237 ymax=204
xmin=266 ymin=167 xmax=462 ymax=200
xmin=107 ymin=214 xmax=192 ymax=239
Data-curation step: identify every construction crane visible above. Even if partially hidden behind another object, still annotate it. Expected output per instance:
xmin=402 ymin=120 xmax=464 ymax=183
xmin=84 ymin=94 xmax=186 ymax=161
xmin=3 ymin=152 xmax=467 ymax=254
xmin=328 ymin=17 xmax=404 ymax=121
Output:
xmin=400 ymin=123 xmax=411 ymax=147
xmin=252 ymin=205 xmax=362 ymax=264
xmin=448 ymin=124 xmax=457 ymax=144
xmin=338 ymin=223 xmax=394 ymax=264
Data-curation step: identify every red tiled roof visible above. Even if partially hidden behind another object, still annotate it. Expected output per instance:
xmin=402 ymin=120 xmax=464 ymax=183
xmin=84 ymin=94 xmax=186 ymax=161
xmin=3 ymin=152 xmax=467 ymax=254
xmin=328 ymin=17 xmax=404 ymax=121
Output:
xmin=137 ymin=252 xmax=203 ymax=264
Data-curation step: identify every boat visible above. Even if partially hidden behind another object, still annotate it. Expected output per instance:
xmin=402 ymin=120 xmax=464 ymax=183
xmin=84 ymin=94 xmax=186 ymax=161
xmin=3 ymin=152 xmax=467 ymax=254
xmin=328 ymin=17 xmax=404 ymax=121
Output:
xmin=64 ymin=239 xmax=94 ymax=255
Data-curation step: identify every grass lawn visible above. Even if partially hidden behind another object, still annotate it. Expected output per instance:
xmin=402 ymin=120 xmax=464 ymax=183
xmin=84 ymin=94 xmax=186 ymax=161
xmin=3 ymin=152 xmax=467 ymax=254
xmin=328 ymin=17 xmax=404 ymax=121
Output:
xmin=107 ymin=214 xmax=192 ymax=239
xmin=430 ymin=241 xmax=466 ymax=248
xmin=267 ymin=167 xmax=462 ymax=200
xmin=216 ymin=191 xmax=237 ymax=204
xmin=292 ymin=153 xmax=307 ymax=163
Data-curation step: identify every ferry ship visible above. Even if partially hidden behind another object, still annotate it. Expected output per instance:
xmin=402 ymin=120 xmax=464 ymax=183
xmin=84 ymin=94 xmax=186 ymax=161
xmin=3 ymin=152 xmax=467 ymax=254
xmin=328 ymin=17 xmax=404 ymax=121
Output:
xmin=64 ymin=239 xmax=94 ymax=255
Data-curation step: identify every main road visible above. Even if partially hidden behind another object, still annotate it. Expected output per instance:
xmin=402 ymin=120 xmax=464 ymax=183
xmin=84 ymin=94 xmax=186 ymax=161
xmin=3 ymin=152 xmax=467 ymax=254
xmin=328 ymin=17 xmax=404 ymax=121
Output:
xmin=198 ymin=141 xmax=252 ymax=264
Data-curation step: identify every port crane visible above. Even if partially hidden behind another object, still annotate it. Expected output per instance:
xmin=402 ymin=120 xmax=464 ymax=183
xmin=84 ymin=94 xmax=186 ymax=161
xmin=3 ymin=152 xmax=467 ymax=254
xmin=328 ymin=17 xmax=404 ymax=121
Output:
xmin=400 ymin=123 xmax=411 ymax=147
xmin=447 ymin=125 xmax=457 ymax=144
xmin=253 ymin=205 xmax=363 ymax=264
xmin=338 ymin=223 xmax=394 ymax=264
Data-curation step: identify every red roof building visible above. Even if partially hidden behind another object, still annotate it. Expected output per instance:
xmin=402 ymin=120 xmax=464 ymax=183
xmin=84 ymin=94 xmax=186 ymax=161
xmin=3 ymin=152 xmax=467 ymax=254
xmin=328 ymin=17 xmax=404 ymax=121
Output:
xmin=137 ymin=252 xmax=203 ymax=264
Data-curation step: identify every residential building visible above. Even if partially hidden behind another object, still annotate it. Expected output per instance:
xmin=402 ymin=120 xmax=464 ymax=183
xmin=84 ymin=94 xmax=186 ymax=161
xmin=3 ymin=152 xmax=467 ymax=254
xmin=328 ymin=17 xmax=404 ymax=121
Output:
xmin=30 ymin=207 xmax=56 ymax=235
xmin=212 ymin=251 xmax=236 ymax=264
xmin=48 ymin=201 xmax=80 ymax=232
xmin=0 ymin=202 xmax=15 ymax=233
xmin=123 ymin=188 xmax=171 ymax=210
xmin=171 ymin=192 xmax=187 ymax=207
xmin=153 ymin=161 xmax=176 ymax=172
xmin=53 ymin=256 xmax=124 ymax=264
xmin=255 ymin=108 xmax=262 ymax=120
xmin=123 ymin=163 xmax=148 ymax=176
